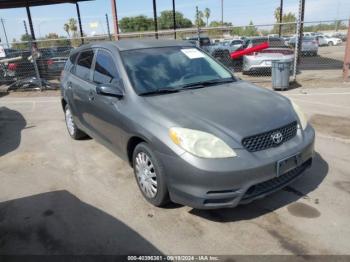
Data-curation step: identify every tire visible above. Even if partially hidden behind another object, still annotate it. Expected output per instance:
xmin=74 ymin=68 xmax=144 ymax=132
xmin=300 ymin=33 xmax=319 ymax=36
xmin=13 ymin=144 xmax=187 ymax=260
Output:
xmin=132 ymin=142 xmax=170 ymax=207
xmin=64 ymin=104 xmax=87 ymax=140
xmin=328 ymin=41 xmax=334 ymax=46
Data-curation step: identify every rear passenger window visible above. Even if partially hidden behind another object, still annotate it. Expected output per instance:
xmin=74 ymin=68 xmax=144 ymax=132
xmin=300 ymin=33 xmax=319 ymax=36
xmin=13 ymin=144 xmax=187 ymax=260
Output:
xmin=93 ymin=50 xmax=120 ymax=84
xmin=75 ymin=50 xmax=94 ymax=81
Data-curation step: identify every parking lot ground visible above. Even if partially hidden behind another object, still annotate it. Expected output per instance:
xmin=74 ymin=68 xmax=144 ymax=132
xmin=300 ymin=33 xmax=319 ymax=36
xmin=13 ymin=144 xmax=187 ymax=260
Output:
xmin=0 ymin=87 xmax=350 ymax=255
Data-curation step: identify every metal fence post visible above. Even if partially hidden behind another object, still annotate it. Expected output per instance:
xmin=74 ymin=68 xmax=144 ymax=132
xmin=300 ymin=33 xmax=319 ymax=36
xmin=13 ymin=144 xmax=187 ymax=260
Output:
xmin=196 ymin=6 xmax=201 ymax=44
xmin=292 ymin=0 xmax=304 ymax=82
xmin=343 ymin=19 xmax=350 ymax=81
xmin=30 ymin=40 xmax=43 ymax=90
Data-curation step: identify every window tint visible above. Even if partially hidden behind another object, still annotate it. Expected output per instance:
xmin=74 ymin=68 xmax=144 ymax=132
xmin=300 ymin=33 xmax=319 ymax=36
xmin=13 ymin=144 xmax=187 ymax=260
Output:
xmin=75 ymin=49 xmax=94 ymax=81
xmin=93 ymin=50 xmax=120 ymax=84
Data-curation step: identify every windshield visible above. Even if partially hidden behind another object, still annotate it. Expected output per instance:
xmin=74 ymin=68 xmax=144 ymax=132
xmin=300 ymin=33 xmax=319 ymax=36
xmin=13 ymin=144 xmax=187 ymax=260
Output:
xmin=121 ymin=46 xmax=235 ymax=95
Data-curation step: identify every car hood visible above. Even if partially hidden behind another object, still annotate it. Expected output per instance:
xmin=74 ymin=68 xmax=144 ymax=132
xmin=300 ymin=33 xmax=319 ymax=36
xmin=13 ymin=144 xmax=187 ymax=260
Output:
xmin=142 ymin=81 xmax=297 ymax=148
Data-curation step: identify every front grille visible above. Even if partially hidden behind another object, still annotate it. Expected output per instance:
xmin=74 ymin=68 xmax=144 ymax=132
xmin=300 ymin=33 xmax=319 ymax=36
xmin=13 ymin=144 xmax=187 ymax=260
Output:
xmin=242 ymin=158 xmax=312 ymax=201
xmin=242 ymin=121 xmax=298 ymax=152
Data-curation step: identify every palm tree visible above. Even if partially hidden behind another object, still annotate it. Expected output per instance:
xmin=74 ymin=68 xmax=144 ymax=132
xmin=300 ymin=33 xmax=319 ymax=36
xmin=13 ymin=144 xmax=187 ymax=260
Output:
xmin=63 ymin=23 xmax=70 ymax=37
xmin=204 ymin=8 xmax=211 ymax=27
xmin=68 ymin=18 xmax=78 ymax=36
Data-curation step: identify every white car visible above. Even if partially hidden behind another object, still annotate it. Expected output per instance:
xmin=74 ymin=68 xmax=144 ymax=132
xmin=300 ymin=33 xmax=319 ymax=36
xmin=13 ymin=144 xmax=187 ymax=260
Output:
xmin=315 ymin=35 xmax=328 ymax=46
xmin=324 ymin=36 xmax=342 ymax=46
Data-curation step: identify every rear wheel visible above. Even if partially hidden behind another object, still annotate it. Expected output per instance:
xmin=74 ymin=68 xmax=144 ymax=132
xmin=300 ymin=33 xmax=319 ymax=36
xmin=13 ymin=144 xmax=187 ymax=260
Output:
xmin=328 ymin=41 xmax=334 ymax=46
xmin=64 ymin=104 xmax=87 ymax=140
xmin=133 ymin=142 xmax=170 ymax=207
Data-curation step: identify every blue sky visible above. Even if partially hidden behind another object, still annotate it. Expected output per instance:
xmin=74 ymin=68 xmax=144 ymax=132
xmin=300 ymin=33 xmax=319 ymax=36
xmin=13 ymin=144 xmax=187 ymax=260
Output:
xmin=0 ymin=0 xmax=349 ymax=43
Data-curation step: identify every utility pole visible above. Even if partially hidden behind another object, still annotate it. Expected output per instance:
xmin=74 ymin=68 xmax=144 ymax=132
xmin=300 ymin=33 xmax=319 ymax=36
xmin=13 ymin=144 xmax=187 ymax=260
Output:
xmin=221 ymin=0 xmax=224 ymax=26
xmin=153 ymin=0 xmax=158 ymax=39
xmin=278 ymin=0 xmax=283 ymax=37
xmin=0 ymin=18 xmax=9 ymax=48
xmin=172 ymin=0 xmax=176 ymax=39
xmin=23 ymin=20 xmax=29 ymax=35
xmin=111 ymin=0 xmax=120 ymax=40
xmin=106 ymin=14 xmax=112 ymax=40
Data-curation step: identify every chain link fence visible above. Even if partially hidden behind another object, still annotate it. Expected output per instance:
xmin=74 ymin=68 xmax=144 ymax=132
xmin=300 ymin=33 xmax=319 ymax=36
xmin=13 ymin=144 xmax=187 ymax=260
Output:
xmin=0 ymin=19 xmax=348 ymax=91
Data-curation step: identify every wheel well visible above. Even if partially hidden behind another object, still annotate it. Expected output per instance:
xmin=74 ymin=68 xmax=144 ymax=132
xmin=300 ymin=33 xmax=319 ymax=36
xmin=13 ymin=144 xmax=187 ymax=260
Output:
xmin=61 ymin=98 xmax=67 ymax=111
xmin=127 ymin=137 xmax=146 ymax=167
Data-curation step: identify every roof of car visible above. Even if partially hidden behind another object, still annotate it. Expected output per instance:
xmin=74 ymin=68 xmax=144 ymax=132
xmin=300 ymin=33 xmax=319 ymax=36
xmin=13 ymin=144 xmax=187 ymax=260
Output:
xmin=74 ymin=40 xmax=195 ymax=52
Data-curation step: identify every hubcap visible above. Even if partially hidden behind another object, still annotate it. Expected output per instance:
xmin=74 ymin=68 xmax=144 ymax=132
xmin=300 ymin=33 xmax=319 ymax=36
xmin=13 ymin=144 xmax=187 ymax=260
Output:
xmin=65 ymin=108 xmax=75 ymax=136
xmin=135 ymin=152 xmax=157 ymax=198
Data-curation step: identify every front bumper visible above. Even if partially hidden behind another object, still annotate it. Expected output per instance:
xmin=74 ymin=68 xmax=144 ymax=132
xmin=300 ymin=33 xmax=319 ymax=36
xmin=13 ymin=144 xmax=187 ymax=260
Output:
xmin=157 ymin=126 xmax=315 ymax=209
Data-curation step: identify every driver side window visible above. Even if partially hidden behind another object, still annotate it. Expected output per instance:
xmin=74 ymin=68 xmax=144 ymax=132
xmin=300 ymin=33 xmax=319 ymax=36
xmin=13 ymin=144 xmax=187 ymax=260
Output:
xmin=93 ymin=50 xmax=120 ymax=85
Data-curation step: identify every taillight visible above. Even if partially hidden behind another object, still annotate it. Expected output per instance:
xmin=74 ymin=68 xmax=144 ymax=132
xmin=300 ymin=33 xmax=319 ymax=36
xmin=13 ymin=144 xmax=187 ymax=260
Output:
xmin=47 ymin=59 xmax=54 ymax=65
xmin=312 ymin=40 xmax=317 ymax=45
xmin=7 ymin=63 xmax=17 ymax=71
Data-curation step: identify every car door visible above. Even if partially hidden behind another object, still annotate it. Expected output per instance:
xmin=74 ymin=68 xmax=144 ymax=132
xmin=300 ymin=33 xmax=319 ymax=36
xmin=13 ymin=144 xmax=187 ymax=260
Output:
xmin=69 ymin=49 xmax=96 ymax=131
xmin=86 ymin=48 xmax=125 ymax=154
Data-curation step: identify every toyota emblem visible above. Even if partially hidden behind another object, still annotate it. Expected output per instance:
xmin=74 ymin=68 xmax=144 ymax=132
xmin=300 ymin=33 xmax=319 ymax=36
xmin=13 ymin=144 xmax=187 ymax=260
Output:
xmin=271 ymin=132 xmax=283 ymax=144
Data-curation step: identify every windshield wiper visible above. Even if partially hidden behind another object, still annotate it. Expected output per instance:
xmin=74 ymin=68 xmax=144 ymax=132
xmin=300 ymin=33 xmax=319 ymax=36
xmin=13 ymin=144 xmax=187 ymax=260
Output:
xmin=139 ymin=88 xmax=181 ymax=96
xmin=180 ymin=78 xmax=235 ymax=90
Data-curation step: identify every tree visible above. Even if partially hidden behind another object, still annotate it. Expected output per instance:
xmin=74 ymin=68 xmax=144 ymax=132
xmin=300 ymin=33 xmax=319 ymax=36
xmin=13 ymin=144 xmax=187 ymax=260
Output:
xmin=37 ymin=33 xmax=71 ymax=48
xmin=119 ymin=15 xmax=154 ymax=32
xmin=244 ymin=21 xmax=258 ymax=36
xmin=195 ymin=9 xmax=205 ymax=27
xmin=158 ymin=10 xmax=192 ymax=30
xmin=272 ymin=7 xmax=297 ymax=35
xmin=64 ymin=23 xmax=70 ymax=37
xmin=209 ymin=20 xmax=232 ymax=27
xmin=11 ymin=34 xmax=32 ymax=49
xmin=68 ymin=18 xmax=78 ymax=34
xmin=204 ymin=8 xmax=210 ymax=27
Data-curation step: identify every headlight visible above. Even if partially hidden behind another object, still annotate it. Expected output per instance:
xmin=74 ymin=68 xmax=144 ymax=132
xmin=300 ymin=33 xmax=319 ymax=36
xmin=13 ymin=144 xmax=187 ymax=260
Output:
xmin=291 ymin=100 xmax=307 ymax=130
xmin=169 ymin=127 xmax=237 ymax=158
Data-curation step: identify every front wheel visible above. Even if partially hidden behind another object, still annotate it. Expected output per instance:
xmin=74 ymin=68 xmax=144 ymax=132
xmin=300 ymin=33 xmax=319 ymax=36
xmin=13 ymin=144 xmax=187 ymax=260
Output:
xmin=133 ymin=143 xmax=170 ymax=207
xmin=328 ymin=41 xmax=334 ymax=46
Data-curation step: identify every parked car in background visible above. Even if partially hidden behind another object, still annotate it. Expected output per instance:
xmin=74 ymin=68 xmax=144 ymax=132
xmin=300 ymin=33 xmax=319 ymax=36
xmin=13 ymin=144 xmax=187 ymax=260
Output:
xmin=61 ymin=40 xmax=315 ymax=209
xmin=220 ymin=39 xmax=244 ymax=53
xmin=288 ymin=36 xmax=319 ymax=56
xmin=0 ymin=49 xmax=35 ymax=83
xmin=331 ymin=32 xmax=347 ymax=42
xmin=241 ymin=37 xmax=294 ymax=74
xmin=185 ymin=36 xmax=231 ymax=67
xmin=323 ymin=36 xmax=342 ymax=46
xmin=37 ymin=47 xmax=72 ymax=79
xmin=315 ymin=35 xmax=328 ymax=46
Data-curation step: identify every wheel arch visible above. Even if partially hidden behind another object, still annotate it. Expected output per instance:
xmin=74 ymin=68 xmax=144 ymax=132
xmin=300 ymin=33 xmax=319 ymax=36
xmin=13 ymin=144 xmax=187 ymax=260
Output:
xmin=61 ymin=98 xmax=67 ymax=112
xmin=127 ymin=136 xmax=148 ymax=167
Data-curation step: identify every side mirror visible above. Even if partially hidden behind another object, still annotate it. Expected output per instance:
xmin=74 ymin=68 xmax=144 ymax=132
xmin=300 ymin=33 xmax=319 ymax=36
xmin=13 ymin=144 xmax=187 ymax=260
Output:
xmin=96 ymin=81 xmax=124 ymax=99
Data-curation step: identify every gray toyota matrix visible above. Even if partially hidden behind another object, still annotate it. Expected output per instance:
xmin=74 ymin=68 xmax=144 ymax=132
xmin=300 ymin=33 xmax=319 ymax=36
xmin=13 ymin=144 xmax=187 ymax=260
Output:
xmin=60 ymin=40 xmax=315 ymax=209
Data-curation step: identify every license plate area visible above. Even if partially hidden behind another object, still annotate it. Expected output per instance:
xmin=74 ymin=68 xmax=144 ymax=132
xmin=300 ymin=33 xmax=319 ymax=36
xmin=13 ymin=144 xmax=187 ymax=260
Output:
xmin=276 ymin=153 xmax=302 ymax=177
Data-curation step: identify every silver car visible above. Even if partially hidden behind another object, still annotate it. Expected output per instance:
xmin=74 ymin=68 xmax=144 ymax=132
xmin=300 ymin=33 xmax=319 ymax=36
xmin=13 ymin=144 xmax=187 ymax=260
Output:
xmin=61 ymin=40 xmax=315 ymax=209
xmin=220 ymin=39 xmax=244 ymax=53
xmin=289 ymin=36 xmax=319 ymax=56
xmin=242 ymin=37 xmax=294 ymax=74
